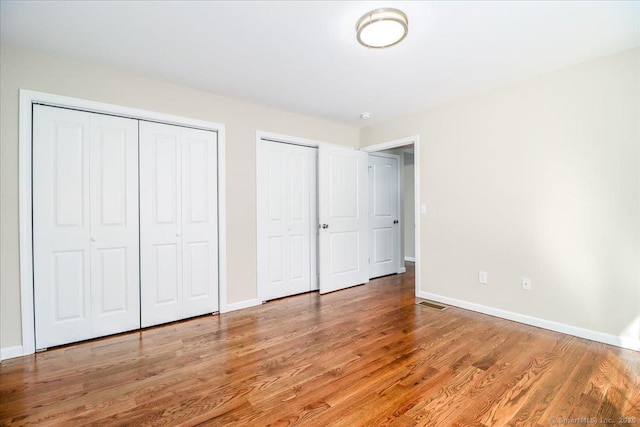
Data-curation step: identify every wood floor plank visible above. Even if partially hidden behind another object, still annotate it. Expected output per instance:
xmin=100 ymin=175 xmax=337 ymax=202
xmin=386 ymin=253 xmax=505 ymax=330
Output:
xmin=1 ymin=264 xmax=638 ymax=426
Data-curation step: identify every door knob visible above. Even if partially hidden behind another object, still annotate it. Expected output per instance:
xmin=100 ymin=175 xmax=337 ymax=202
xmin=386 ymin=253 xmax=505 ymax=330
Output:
xmin=176 ymin=232 xmax=181 ymax=237
xmin=321 ymin=224 xmax=329 ymax=229
xmin=90 ymin=237 xmax=96 ymax=242
xmin=393 ymin=220 xmax=399 ymax=224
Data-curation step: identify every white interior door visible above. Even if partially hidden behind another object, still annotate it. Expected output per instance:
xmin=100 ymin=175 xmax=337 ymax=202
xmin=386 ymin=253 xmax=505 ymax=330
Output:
xmin=368 ymin=153 xmax=400 ymax=279
xmin=140 ymin=121 xmax=218 ymax=327
xmin=318 ymin=145 xmax=368 ymax=294
xmin=33 ymin=105 xmax=139 ymax=349
xmin=257 ymin=141 xmax=317 ymax=301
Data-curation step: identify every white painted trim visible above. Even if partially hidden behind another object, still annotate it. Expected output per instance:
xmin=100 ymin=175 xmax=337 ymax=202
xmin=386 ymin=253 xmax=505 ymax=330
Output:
xmin=217 ymin=126 xmax=229 ymax=314
xmin=418 ymin=291 xmax=640 ymax=352
xmin=399 ymin=267 xmax=407 ymax=274
xmin=19 ymin=89 xmax=227 ymax=355
xmin=1 ymin=345 xmax=24 ymax=361
xmin=360 ymin=136 xmax=418 ymax=153
xmin=19 ymin=90 xmax=36 ymax=356
xmin=404 ymin=256 xmax=416 ymax=262
xmin=257 ymin=131 xmax=350 ymax=150
xmin=360 ymin=135 xmax=421 ymax=298
xmin=224 ymin=299 xmax=262 ymax=312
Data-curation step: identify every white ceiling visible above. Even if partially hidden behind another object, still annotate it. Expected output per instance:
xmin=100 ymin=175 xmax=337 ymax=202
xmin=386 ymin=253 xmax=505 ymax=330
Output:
xmin=1 ymin=1 xmax=639 ymax=126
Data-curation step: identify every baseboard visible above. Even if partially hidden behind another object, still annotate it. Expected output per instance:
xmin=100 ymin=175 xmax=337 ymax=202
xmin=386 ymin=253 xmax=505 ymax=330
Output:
xmin=418 ymin=291 xmax=640 ymax=352
xmin=1 ymin=345 xmax=24 ymax=361
xmin=399 ymin=267 xmax=407 ymax=274
xmin=404 ymin=256 xmax=416 ymax=262
xmin=221 ymin=298 xmax=262 ymax=313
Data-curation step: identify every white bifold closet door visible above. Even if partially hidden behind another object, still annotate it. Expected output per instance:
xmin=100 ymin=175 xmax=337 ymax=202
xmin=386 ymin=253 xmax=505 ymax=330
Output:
xmin=139 ymin=121 xmax=219 ymax=328
xmin=257 ymin=140 xmax=317 ymax=301
xmin=33 ymin=105 xmax=140 ymax=349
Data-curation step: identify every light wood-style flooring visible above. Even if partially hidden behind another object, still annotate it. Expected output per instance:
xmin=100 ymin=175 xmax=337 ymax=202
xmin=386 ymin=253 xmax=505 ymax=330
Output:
xmin=1 ymin=264 xmax=639 ymax=426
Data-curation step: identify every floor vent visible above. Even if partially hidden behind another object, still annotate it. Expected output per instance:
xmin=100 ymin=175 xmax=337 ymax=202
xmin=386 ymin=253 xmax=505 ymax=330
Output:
xmin=416 ymin=300 xmax=448 ymax=311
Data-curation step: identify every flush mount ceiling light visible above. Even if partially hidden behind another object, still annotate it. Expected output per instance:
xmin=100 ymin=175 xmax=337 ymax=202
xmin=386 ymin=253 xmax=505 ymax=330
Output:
xmin=356 ymin=8 xmax=408 ymax=49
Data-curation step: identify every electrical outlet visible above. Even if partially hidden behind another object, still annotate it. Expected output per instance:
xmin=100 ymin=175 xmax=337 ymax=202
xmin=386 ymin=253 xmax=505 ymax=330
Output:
xmin=522 ymin=277 xmax=532 ymax=290
xmin=479 ymin=271 xmax=488 ymax=284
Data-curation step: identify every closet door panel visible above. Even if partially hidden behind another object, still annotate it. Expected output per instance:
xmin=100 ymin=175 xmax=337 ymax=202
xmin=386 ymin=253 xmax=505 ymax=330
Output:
xmin=140 ymin=122 xmax=183 ymax=327
xmin=181 ymin=128 xmax=218 ymax=317
xmin=257 ymin=141 xmax=313 ymax=301
xmin=33 ymin=106 xmax=92 ymax=349
xmin=90 ymin=115 xmax=140 ymax=336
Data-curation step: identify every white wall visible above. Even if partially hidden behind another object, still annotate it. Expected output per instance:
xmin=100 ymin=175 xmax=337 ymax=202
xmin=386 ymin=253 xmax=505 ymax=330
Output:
xmin=361 ymin=48 xmax=640 ymax=346
xmin=0 ymin=45 xmax=359 ymax=350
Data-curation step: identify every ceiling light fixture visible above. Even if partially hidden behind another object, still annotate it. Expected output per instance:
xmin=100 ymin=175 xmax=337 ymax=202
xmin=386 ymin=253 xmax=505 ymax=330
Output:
xmin=360 ymin=112 xmax=371 ymax=120
xmin=356 ymin=8 xmax=408 ymax=49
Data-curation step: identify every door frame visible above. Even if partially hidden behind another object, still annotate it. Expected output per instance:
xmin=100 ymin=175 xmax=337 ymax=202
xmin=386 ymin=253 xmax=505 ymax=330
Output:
xmin=361 ymin=135 xmax=421 ymax=296
xmin=255 ymin=131 xmax=358 ymax=301
xmin=18 ymin=89 xmax=227 ymax=356
xmin=367 ymin=151 xmax=402 ymax=278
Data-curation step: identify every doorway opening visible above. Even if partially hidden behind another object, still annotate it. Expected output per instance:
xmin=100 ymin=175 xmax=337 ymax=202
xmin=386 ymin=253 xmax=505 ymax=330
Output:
xmin=361 ymin=136 xmax=420 ymax=297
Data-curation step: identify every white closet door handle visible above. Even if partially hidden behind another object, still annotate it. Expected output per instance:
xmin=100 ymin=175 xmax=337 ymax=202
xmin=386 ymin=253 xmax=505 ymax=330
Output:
xmin=90 ymin=237 xmax=96 ymax=242
xmin=176 ymin=232 xmax=181 ymax=237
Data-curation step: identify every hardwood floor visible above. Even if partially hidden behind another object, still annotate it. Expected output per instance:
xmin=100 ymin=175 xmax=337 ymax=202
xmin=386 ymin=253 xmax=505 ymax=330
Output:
xmin=1 ymin=264 xmax=639 ymax=426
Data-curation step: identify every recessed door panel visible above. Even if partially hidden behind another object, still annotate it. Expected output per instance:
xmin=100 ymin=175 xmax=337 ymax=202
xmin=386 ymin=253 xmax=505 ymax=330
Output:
xmin=289 ymin=152 xmax=304 ymax=222
xmin=53 ymin=250 xmax=87 ymax=321
xmin=329 ymin=155 xmax=359 ymax=219
xmin=269 ymin=150 xmax=285 ymax=223
xmin=373 ymin=164 xmax=394 ymax=217
xmin=184 ymin=138 xmax=208 ymax=224
xmin=155 ymin=136 xmax=179 ymax=225
xmin=97 ymin=128 xmax=127 ymax=226
xmin=96 ymin=247 xmax=128 ymax=314
xmin=54 ymin=124 xmax=85 ymax=227
xmin=268 ymin=236 xmax=285 ymax=284
xmin=289 ymin=234 xmax=304 ymax=280
xmin=184 ymin=241 xmax=210 ymax=299
xmin=155 ymin=244 xmax=180 ymax=304
xmin=373 ymin=228 xmax=393 ymax=263
xmin=329 ymin=231 xmax=359 ymax=275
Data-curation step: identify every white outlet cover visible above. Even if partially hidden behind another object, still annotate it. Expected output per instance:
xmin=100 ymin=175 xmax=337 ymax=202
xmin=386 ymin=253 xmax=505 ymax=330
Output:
xmin=522 ymin=277 xmax=532 ymax=290
xmin=479 ymin=271 xmax=488 ymax=284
